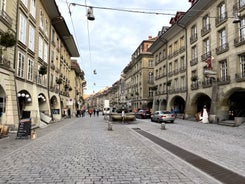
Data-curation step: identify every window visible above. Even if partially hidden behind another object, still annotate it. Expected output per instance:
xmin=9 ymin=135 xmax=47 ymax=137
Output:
xmin=174 ymin=41 xmax=178 ymax=52
xmin=191 ymin=45 xmax=197 ymax=59
xmin=180 ymin=36 xmax=184 ymax=48
xmin=44 ymin=42 xmax=48 ymax=63
xmin=219 ymin=28 xmax=227 ymax=47
xmin=220 ymin=60 xmax=228 ymax=80
xmin=0 ymin=0 xmax=6 ymax=11
xmin=30 ymin=0 xmax=36 ymax=19
xmin=148 ymin=59 xmax=153 ymax=67
xmin=51 ymin=29 xmax=55 ymax=43
xmin=203 ymin=38 xmax=210 ymax=54
xmin=27 ymin=58 xmax=34 ymax=81
xmin=174 ymin=78 xmax=179 ymax=90
xmin=191 ymin=25 xmax=197 ymax=36
xmin=240 ymin=55 xmax=245 ymax=77
xmin=17 ymin=52 xmax=25 ymax=78
xmin=39 ymin=36 xmax=43 ymax=59
xmin=168 ymin=45 xmax=172 ymax=56
xmin=45 ymin=18 xmax=49 ymax=36
xmin=174 ymin=59 xmax=178 ymax=72
xmin=180 ymin=76 xmax=185 ymax=89
xmin=180 ymin=56 xmax=185 ymax=69
xmin=29 ymin=24 xmax=35 ymax=51
xmin=19 ymin=13 xmax=27 ymax=44
xmin=202 ymin=15 xmax=210 ymax=28
xmin=218 ymin=2 xmax=226 ymax=19
xmin=40 ymin=9 xmax=44 ymax=29
xmin=148 ymin=72 xmax=154 ymax=83
xmin=21 ymin=0 xmax=28 ymax=7
xmin=240 ymin=0 xmax=245 ymax=7
xmin=239 ymin=17 xmax=245 ymax=40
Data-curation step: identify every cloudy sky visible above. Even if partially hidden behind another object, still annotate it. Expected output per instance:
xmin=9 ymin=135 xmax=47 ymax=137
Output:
xmin=56 ymin=0 xmax=191 ymax=95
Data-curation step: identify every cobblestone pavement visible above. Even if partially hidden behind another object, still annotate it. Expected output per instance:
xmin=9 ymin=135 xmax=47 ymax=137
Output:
xmin=128 ymin=118 xmax=245 ymax=179
xmin=0 ymin=115 xmax=242 ymax=184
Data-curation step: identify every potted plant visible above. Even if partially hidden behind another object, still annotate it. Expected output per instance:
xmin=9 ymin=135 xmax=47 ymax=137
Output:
xmin=191 ymin=75 xmax=198 ymax=82
xmin=56 ymin=78 xmax=62 ymax=84
xmin=69 ymin=87 xmax=72 ymax=91
xmin=39 ymin=65 xmax=47 ymax=75
xmin=167 ymin=80 xmax=171 ymax=86
xmin=135 ymin=92 xmax=139 ymax=96
xmin=0 ymin=31 xmax=16 ymax=48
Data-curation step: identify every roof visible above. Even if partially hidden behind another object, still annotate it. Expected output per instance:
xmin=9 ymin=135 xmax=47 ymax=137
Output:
xmin=41 ymin=0 xmax=80 ymax=57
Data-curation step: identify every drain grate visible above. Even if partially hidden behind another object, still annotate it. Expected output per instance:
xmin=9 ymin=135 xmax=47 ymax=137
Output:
xmin=133 ymin=128 xmax=245 ymax=184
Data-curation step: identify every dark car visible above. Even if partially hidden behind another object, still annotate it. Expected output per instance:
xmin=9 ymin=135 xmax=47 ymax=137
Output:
xmin=151 ymin=110 xmax=175 ymax=123
xmin=135 ymin=110 xmax=151 ymax=119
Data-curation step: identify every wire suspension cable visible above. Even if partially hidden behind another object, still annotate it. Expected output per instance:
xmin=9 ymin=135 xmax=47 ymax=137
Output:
xmin=69 ymin=2 xmax=176 ymax=16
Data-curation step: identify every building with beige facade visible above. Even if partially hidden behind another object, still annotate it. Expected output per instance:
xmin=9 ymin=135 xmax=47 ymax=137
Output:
xmin=0 ymin=0 xmax=85 ymax=131
xmin=0 ymin=0 xmax=18 ymax=130
xmin=149 ymin=0 xmax=245 ymax=123
xmin=87 ymin=0 xmax=245 ymax=125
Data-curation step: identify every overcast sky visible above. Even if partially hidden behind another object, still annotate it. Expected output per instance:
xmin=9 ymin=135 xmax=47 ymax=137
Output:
xmin=56 ymin=0 xmax=191 ymax=95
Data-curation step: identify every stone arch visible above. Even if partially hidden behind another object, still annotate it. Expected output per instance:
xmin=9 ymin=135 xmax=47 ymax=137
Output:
xmin=191 ymin=93 xmax=211 ymax=114
xmin=17 ymin=90 xmax=32 ymax=118
xmin=221 ymin=87 xmax=245 ymax=119
xmin=169 ymin=95 xmax=185 ymax=113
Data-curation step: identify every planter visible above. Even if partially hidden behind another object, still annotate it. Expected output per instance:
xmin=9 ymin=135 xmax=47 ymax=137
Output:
xmin=0 ymin=32 xmax=16 ymax=48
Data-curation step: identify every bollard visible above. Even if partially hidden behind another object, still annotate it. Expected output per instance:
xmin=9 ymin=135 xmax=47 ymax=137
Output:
xmin=108 ymin=122 xmax=112 ymax=131
xmin=31 ymin=130 xmax=37 ymax=139
xmin=161 ymin=123 xmax=166 ymax=130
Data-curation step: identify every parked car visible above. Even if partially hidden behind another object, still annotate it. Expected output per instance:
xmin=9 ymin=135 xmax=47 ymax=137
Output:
xmin=151 ymin=110 xmax=175 ymax=123
xmin=135 ymin=110 xmax=151 ymax=119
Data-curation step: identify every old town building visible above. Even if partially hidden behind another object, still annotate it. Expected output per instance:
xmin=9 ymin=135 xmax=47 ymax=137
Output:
xmin=0 ymin=0 xmax=84 ymax=131
xmin=88 ymin=0 xmax=245 ymax=125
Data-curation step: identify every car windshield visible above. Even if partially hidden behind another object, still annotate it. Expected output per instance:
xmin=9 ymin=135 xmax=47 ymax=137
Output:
xmin=161 ymin=111 xmax=171 ymax=114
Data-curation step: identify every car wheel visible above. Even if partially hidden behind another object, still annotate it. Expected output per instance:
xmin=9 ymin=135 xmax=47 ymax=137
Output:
xmin=171 ymin=120 xmax=174 ymax=123
xmin=151 ymin=118 xmax=154 ymax=122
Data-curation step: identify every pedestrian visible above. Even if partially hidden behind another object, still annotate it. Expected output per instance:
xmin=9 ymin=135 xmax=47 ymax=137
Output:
xmin=67 ymin=108 xmax=71 ymax=118
xmin=88 ymin=109 xmax=93 ymax=117
xmin=121 ymin=110 xmax=125 ymax=124
xmin=96 ymin=109 xmax=99 ymax=116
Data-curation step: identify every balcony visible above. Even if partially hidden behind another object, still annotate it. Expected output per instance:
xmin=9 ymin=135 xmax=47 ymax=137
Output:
xmin=235 ymin=73 xmax=245 ymax=82
xmin=191 ymin=82 xmax=199 ymax=90
xmin=217 ymin=75 xmax=230 ymax=85
xmin=0 ymin=9 xmax=12 ymax=27
xmin=201 ymin=51 xmax=211 ymax=61
xmin=216 ymin=43 xmax=229 ymax=55
xmin=201 ymin=24 xmax=211 ymax=37
xmin=202 ymin=79 xmax=213 ymax=88
xmin=190 ymin=33 xmax=197 ymax=44
xmin=234 ymin=36 xmax=245 ymax=47
xmin=215 ymin=12 xmax=227 ymax=27
xmin=179 ymin=46 xmax=185 ymax=54
xmin=190 ymin=58 xmax=198 ymax=66
xmin=0 ymin=56 xmax=11 ymax=69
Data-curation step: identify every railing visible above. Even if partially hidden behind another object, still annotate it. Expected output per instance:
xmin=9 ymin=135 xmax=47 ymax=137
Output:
xmin=234 ymin=36 xmax=245 ymax=47
xmin=216 ymin=43 xmax=229 ymax=55
xmin=235 ymin=73 xmax=245 ymax=82
xmin=201 ymin=24 xmax=211 ymax=37
xmin=190 ymin=58 xmax=198 ymax=66
xmin=217 ymin=75 xmax=230 ymax=85
xmin=0 ymin=56 xmax=11 ymax=68
xmin=0 ymin=10 xmax=12 ymax=26
xmin=201 ymin=51 xmax=211 ymax=61
xmin=215 ymin=12 xmax=227 ymax=26
xmin=190 ymin=33 xmax=197 ymax=44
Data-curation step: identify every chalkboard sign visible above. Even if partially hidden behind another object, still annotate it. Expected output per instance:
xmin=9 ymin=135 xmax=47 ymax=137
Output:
xmin=16 ymin=118 xmax=31 ymax=139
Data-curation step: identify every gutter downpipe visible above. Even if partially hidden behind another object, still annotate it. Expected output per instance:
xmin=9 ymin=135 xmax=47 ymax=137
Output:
xmin=177 ymin=21 xmax=188 ymax=119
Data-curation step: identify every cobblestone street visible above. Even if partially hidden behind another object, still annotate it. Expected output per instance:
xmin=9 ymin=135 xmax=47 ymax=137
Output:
xmin=0 ymin=115 xmax=244 ymax=184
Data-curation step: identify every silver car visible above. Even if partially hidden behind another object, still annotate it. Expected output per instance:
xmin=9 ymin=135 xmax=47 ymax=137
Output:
xmin=151 ymin=111 xmax=175 ymax=123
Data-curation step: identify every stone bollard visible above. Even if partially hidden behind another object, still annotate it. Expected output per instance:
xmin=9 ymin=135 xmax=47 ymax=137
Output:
xmin=108 ymin=122 xmax=112 ymax=131
xmin=31 ymin=130 xmax=37 ymax=139
xmin=161 ymin=123 xmax=166 ymax=130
